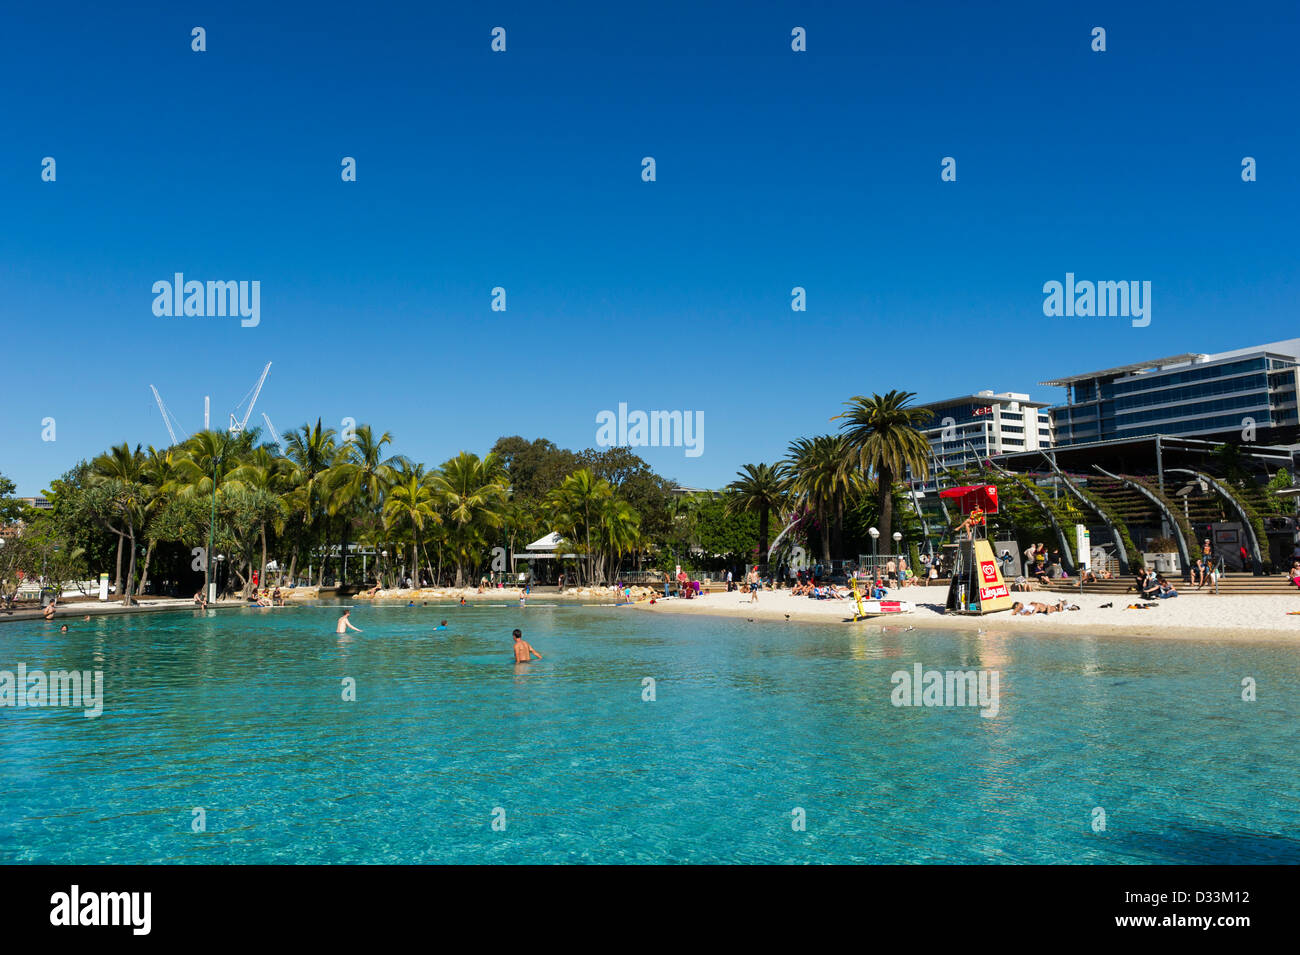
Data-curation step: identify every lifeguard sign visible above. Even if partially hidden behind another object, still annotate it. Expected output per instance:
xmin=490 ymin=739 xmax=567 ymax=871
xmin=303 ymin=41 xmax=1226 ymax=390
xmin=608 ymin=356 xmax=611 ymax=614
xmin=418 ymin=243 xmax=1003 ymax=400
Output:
xmin=940 ymin=484 xmax=1012 ymax=615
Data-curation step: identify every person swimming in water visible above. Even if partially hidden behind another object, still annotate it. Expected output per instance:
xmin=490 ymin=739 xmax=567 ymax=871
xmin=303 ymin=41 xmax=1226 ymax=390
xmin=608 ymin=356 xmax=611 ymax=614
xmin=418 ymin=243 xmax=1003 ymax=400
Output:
xmin=434 ymin=620 xmax=448 ymax=631
xmin=336 ymin=609 xmax=362 ymax=634
xmin=512 ymin=628 xmax=541 ymax=663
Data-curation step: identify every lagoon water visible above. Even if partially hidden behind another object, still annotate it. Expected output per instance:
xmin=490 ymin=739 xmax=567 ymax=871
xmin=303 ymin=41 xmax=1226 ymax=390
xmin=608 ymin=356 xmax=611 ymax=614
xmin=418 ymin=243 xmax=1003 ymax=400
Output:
xmin=2 ymin=602 xmax=1298 ymax=864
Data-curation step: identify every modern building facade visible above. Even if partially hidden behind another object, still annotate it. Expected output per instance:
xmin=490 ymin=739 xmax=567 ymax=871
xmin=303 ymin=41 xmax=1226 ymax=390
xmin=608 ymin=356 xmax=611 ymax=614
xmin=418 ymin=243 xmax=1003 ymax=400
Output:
xmin=1042 ymin=339 xmax=1300 ymax=447
xmin=913 ymin=391 xmax=1055 ymax=488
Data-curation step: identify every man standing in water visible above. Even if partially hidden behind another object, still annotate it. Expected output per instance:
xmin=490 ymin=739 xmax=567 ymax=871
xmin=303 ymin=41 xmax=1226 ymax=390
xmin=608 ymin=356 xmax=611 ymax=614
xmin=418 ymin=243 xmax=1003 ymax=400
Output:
xmin=513 ymin=628 xmax=541 ymax=663
xmin=336 ymin=609 xmax=362 ymax=634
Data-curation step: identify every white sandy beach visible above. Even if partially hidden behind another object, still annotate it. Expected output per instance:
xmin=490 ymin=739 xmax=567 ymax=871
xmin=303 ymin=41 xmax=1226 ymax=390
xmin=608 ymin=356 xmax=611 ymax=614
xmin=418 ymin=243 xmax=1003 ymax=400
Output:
xmin=633 ymin=583 xmax=1300 ymax=644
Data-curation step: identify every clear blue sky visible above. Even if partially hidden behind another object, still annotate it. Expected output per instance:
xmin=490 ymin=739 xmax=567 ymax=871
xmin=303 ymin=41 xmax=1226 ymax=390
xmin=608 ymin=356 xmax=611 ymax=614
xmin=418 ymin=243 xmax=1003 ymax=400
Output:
xmin=2 ymin=0 xmax=1297 ymax=495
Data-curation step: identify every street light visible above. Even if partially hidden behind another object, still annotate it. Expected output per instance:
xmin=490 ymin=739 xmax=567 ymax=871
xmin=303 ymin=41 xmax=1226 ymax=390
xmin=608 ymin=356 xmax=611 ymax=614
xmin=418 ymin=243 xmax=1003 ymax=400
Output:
xmin=869 ymin=527 xmax=880 ymax=570
xmin=892 ymin=531 xmax=903 ymax=556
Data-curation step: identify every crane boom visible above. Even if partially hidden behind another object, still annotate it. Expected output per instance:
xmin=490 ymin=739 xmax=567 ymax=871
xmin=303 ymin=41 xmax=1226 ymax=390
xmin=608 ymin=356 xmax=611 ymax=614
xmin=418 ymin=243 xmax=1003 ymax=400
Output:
xmin=150 ymin=385 xmax=180 ymax=446
xmin=262 ymin=413 xmax=287 ymax=454
xmin=230 ymin=362 xmax=272 ymax=434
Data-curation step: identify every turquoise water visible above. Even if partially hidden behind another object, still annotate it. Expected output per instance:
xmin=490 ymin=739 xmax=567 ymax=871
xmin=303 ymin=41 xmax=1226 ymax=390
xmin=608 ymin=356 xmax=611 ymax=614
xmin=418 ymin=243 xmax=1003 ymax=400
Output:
xmin=2 ymin=602 xmax=1298 ymax=864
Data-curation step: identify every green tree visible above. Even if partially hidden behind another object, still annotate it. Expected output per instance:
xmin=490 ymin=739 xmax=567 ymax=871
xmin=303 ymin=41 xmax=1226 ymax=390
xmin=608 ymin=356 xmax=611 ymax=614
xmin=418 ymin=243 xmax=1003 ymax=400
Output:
xmin=834 ymin=391 xmax=932 ymax=548
xmin=724 ymin=463 xmax=788 ymax=563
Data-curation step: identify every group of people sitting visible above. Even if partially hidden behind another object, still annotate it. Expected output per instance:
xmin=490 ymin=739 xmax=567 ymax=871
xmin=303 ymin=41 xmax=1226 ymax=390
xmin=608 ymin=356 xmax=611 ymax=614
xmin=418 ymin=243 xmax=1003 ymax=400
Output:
xmin=789 ymin=579 xmax=849 ymax=599
xmin=247 ymin=587 xmax=284 ymax=606
xmin=1132 ymin=568 xmax=1179 ymax=599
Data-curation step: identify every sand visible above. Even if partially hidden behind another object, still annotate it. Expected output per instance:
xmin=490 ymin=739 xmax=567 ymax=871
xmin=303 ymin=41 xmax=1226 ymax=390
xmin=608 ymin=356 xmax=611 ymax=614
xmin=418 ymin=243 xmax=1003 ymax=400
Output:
xmin=632 ymin=583 xmax=1300 ymax=644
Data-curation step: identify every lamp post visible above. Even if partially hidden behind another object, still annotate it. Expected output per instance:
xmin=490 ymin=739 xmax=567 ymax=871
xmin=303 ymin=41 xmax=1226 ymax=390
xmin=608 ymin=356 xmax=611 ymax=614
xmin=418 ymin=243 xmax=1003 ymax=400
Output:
xmin=869 ymin=527 xmax=880 ymax=573
xmin=892 ymin=531 xmax=903 ymax=558
xmin=214 ymin=553 xmax=225 ymax=599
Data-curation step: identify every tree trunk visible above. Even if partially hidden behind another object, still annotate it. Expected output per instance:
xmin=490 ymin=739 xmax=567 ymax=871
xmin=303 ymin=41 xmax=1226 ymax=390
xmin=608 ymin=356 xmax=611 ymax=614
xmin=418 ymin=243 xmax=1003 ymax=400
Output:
xmin=758 ymin=507 xmax=770 ymax=563
xmin=139 ymin=538 xmax=156 ymax=596
xmin=121 ymin=525 xmax=137 ymax=606
xmin=286 ymin=552 xmax=298 ymax=589
xmin=411 ymin=542 xmax=419 ymax=588
xmin=113 ymin=532 xmax=124 ymax=594
xmin=878 ymin=470 xmax=894 ymax=550
xmin=259 ymin=524 xmax=268 ymax=592
xmin=316 ymin=527 xmax=328 ymax=586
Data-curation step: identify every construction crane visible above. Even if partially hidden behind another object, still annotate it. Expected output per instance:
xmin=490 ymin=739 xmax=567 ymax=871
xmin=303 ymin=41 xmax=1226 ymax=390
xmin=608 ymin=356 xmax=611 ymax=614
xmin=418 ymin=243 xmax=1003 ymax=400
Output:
xmin=150 ymin=385 xmax=181 ymax=447
xmin=229 ymin=362 xmax=272 ymax=435
xmin=262 ymin=412 xmax=288 ymax=454
xmin=148 ymin=362 xmax=273 ymax=446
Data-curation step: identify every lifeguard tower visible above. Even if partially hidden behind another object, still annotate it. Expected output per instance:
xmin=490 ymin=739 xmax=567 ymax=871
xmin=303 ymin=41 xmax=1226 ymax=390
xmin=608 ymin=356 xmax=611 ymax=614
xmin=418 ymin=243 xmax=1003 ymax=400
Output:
xmin=941 ymin=484 xmax=1013 ymax=615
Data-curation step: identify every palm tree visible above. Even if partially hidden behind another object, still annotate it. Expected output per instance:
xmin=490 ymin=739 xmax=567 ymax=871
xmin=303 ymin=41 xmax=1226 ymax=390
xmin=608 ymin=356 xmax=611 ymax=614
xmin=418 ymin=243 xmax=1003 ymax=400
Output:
xmin=136 ymin=445 xmax=180 ymax=596
xmin=329 ymin=425 xmax=402 ymax=583
xmin=431 ymin=452 xmax=509 ymax=587
xmin=171 ymin=429 xmax=256 ymax=596
xmin=833 ymin=390 xmax=932 ymax=547
xmin=724 ymin=463 xmax=788 ymax=564
xmin=595 ymin=493 xmax=642 ymax=582
xmin=785 ymin=434 xmax=861 ymax=565
xmin=282 ymin=419 xmax=339 ymax=585
xmin=546 ymin=468 xmax=611 ymax=585
xmin=382 ymin=462 xmax=440 ymax=588
xmin=229 ymin=446 xmax=289 ymax=590
xmin=90 ymin=442 xmax=146 ymax=596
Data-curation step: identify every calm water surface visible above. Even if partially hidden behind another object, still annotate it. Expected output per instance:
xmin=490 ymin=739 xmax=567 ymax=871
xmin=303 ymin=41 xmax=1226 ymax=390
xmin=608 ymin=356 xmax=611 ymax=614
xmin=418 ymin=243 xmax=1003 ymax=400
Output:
xmin=2 ymin=602 xmax=1297 ymax=863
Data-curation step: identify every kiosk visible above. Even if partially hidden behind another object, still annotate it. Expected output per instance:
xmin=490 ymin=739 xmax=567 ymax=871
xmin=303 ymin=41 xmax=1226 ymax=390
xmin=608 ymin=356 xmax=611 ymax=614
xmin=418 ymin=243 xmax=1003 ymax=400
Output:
xmin=941 ymin=484 xmax=1013 ymax=615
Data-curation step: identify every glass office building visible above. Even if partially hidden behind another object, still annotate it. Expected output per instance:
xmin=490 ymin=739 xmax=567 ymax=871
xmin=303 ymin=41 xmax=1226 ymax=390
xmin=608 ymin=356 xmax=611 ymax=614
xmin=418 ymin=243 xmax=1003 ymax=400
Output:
xmin=1042 ymin=340 xmax=1300 ymax=446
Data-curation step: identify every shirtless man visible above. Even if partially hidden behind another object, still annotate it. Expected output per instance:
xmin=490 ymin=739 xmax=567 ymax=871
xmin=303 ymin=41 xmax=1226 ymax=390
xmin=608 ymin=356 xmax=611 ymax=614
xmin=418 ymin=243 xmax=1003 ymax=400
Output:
xmin=512 ymin=628 xmax=541 ymax=663
xmin=336 ymin=609 xmax=362 ymax=634
xmin=747 ymin=567 xmax=761 ymax=603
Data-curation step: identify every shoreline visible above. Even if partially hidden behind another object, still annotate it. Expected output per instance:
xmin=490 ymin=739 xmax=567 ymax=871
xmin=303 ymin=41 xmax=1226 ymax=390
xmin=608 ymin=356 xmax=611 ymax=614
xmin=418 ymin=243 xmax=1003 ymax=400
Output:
xmin=632 ymin=583 xmax=1300 ymax=645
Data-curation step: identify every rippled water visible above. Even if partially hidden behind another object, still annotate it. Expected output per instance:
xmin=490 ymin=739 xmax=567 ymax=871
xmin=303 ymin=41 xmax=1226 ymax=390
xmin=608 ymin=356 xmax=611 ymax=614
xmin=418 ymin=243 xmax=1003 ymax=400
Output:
xmin=2 ymin=602 xmax=1298 ymax=863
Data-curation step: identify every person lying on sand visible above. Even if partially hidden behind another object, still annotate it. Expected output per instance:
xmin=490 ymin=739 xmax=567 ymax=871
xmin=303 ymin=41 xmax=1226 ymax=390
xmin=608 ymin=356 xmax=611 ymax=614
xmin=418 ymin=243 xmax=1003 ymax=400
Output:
xmin=1011 ymin=600 xmax=1072 ymax=616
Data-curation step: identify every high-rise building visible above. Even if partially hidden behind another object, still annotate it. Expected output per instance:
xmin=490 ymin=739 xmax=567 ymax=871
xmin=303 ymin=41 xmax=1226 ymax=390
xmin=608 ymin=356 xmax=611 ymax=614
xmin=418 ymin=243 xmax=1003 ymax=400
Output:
xmin=913 ymin=391 xmax=1055 ymax=488
xmin=1042 ymin=339 xmax=1300 ymax=446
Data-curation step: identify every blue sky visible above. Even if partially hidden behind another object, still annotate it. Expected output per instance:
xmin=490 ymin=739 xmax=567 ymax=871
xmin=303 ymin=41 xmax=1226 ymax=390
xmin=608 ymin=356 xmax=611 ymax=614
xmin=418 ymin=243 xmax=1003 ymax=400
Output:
xmin=2 ymin=1 xmax=1297 ymax=495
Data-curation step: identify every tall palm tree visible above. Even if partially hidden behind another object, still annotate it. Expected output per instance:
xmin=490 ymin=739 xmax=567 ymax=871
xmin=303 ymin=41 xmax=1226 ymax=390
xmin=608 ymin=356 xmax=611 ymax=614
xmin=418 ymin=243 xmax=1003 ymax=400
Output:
xmin=595 ymin=493 xmax=642 ymax=582
xmin=136 ymin=445 xmax=180 ymax=596
xmin=546 ymin=468 xmax=611 ymax=585
xmin=282 ymin=419 xmax=339 ymax=585
xmin=431 ymin=451 xmax=509 ymax=587
xmin=329 ymin=425 xmax=402 ymax=583
xmin=785 ymin=434 xmax=861 ymax=565
xmin=724 ymin=463 xmax=788 ymax=564
xmin=833 ymin=390 xmax=932 ymax=547
xmin=171 ymin=429 xmax=256 ymax=595
xmin=230 ymin=446 xmax=289 ymax=589
xmin=382 ymin=463 xmax=440 ymax=589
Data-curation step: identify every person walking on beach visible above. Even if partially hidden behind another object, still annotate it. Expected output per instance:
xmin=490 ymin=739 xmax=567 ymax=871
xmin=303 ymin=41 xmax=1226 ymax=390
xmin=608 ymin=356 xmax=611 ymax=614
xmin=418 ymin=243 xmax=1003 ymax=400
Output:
xmin=747 ymin=566 xmax=760 ymax=603
xmin=336 ymin=609 xmax=362 ymax=634
xmin=512 ymin=628 xmax=541 ymax=663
